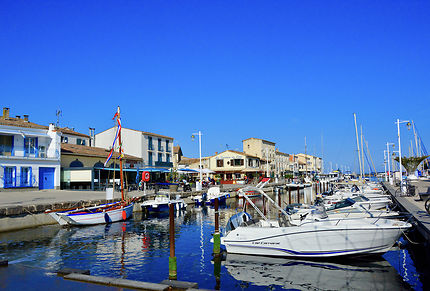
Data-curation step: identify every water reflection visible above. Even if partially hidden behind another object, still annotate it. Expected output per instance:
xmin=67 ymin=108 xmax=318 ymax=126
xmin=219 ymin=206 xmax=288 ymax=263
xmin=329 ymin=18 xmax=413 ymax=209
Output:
xmin=224 ymin=253 xmax=407 ymax=290
xmin=0 ymin=200 xmax=425 ymax=290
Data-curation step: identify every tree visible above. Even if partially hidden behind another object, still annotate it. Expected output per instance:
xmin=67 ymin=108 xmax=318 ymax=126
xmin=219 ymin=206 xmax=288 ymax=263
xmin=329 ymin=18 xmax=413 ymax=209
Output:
xmin=394 ymin=156 xmax=429 ymax=175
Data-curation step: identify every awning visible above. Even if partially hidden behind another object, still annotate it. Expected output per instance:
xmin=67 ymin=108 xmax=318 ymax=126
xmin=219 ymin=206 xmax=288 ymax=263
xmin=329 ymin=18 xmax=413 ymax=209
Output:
xmin=241 ymin=169 xmax=262 ymax=173
xmin=141 ymin=167 xmax=171 ymax=173
xmin=177 ymin=168 xmax=199 ymax=174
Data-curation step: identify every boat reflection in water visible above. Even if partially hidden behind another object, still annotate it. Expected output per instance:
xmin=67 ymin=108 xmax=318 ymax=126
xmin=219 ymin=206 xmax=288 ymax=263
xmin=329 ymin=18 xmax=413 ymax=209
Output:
xmin=223 ymin=253 xmax=409 ymax=290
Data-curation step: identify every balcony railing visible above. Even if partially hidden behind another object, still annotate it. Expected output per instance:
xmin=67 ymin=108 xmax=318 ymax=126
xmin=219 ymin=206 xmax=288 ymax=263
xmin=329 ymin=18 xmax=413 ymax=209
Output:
xmin=155 ymin=161 xmax=173 ymax=168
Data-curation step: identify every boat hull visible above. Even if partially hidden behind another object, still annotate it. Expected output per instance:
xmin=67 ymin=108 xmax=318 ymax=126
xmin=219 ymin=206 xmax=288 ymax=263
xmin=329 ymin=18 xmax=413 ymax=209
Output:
xmin=222 ymin=218 xmax=411 ymax=258
xmin=141 ymin=201 xmax=186 ymax=213
xmin=50 ymin=203 xmax=134 ymax=225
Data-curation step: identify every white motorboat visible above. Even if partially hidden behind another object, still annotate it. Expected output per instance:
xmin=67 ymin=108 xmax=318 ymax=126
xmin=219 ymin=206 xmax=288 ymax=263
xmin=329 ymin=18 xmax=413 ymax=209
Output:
xmin=324 ymin=195 xmax=392 ymax=210
xmin=218 ymin=189 xmax=411 ymax=258
xmin=141 ymin=193 xmax=187 ymax=213
xmin=193 ymin=186 xmax=230 ymax=206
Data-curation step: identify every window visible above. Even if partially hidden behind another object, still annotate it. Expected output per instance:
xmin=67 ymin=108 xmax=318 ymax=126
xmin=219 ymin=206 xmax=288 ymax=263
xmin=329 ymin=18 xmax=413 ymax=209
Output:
xmin=166 ymin=140 xmax=170 ymax=152
xmin=61 ymin=136 xmax=69 ymax=143
xmin=148 ymin=137 xmax=153 ymax=150
xmin=148 ymin=152 xmax=153 ymax=166
xmin=24 ymin=137 xmax=38 ymax=157
xmin=20 ymin=167 xmax=32 ymax=187
xmin=216 ymin=159 xmax=224 ymax=167
xmin=166 ymin=154 xmax=170 ymax=163
xmin=0 ymin=135 xmax=13 ymax=156
xmin=158 ymin=138 xmax=163 ymax=151
xmin=232 ymin=159 xmax=244 ymax=166
xmin=158 ymin=153 xmax=163 ymax=162
xmin=70 ymin=159 xmax=84 ymax=167
xmin=38 ymin=146 xmax=46 ymax=158
xmin=77 ymin=138 xmax=86 ymax=145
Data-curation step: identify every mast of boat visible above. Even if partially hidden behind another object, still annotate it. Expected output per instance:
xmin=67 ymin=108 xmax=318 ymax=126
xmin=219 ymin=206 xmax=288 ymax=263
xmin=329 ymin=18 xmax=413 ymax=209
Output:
xmin=117 ymin=106 xmax=125 ymax=202
xmin=360 ymin=125 xmax=365 ymax=181
xmin=353 ymin=113 xmax=363 ymax=181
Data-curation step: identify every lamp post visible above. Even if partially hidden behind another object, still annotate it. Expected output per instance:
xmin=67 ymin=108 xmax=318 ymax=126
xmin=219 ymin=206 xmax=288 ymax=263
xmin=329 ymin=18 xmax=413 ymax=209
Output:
xmin=192 ymin=131 xmax=203 ymax=190
xmin=396 ymin=119 xmax=410 ymax=193
xmin=386 ymin=142 xmax=394 ymax=185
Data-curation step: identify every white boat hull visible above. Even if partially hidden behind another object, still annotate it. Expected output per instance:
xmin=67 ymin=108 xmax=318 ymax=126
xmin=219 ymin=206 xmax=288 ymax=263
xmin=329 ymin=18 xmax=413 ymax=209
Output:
xmin=222 ymin=218 xmax=410 ymax=258
xmin=49 ymin=203 xmax=134 ymax=225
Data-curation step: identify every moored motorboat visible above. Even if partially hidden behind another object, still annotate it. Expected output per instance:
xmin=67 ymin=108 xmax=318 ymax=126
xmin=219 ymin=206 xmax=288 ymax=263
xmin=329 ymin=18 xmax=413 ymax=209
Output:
xmin=218 ymin=188 xmax=411 ymax=258
xmin=141 ymin=193 xmax=187 ymax=213
xmin=194 ymin=186 xmax=230 ymax=206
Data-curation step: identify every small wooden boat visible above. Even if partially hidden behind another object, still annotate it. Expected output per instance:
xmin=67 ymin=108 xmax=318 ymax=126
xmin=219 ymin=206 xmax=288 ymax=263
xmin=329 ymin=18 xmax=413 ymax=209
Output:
xmin=46 ymin=199 xmax=136 ymax=225
xmin=46 ymin=107 xmax=135 ymax=226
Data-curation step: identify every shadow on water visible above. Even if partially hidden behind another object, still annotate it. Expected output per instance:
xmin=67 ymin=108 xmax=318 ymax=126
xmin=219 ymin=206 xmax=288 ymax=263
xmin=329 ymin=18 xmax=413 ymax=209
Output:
xmin=0 ymin=198 xmax=428 ymax=290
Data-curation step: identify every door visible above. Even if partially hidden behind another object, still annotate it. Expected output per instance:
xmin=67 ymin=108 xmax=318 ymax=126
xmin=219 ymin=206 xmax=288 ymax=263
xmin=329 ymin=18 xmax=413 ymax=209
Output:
xmin=39 ymin=167 xmax=55 ymax=190
xmin=4 ymin=167 xmax=16 ymax=188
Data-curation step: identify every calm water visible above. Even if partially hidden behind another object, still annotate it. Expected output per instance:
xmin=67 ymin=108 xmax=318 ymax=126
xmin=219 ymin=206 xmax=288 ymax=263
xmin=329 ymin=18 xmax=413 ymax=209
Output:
xmin=0 ymin=198 xmax=427 ymax=290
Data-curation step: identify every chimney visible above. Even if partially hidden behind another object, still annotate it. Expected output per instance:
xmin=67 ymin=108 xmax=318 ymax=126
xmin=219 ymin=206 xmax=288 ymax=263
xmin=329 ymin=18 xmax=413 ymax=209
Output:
xmin=2 ymin=107 xmax=10 ymax=119
xmin=23 ymin=115 xmax=29 ymax=122
xmin=16 ymin=115 xmax=21 ymax=119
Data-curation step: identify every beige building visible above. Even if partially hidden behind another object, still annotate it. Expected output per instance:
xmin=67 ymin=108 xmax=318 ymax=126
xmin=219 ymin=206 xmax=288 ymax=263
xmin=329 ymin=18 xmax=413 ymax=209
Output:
xmin=173 ymin=145 xmax=183 ymax=169
xmin=297 ymin=153 xmax=322 ymax=175
xmin=209 ymin=150 xmax=262 ymax=184
xmin=275 ymin=150 xmax=290 ymax=177
xmin=242 ymin=138 xmax=276 ymax=177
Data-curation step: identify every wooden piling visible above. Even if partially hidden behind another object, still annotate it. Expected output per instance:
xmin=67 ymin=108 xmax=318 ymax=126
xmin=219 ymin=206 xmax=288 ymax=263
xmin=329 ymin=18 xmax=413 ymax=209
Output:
xmin=169 ymin=203 xmax=177 ymax=280
xmin=297 ymin=186 xmax=300 ymax=204
xmin=213 ymin=198 xmax=220 ymax=254
xmin=288 ymin=187 xmax=292 ymax=204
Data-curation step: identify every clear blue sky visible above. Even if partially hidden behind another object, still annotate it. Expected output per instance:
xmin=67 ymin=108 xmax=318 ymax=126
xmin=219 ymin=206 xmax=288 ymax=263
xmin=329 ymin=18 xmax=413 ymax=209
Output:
xmin=1 ymin=0 xmax=429 ymax=173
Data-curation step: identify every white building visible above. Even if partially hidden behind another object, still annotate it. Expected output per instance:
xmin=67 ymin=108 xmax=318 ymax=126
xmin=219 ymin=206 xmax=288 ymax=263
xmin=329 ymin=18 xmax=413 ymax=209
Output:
xmin=95 ymin=127 xmax=174 ymax=169
xmin=0 ymin=108 xmax=61 ymax=190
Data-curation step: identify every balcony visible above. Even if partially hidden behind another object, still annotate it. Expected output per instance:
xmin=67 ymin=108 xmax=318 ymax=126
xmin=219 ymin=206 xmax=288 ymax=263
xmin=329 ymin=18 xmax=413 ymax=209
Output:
xmin=155 ymin=161 xmax=173 ymax=168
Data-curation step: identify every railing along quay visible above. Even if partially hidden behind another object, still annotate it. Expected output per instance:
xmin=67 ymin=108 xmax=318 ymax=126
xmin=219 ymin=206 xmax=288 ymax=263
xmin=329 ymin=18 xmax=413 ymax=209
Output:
xmin=382 ymin=181 xmax=430 ymax=243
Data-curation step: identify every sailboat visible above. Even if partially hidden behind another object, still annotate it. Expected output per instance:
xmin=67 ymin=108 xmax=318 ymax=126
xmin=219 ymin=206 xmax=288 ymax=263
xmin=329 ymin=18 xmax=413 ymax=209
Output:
xmin=46 ymin=107 xmax=136 ymax=225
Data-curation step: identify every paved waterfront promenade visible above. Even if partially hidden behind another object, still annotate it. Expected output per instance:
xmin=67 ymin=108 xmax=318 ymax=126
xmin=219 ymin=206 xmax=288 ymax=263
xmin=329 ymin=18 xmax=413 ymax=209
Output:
xmin=383 ymin=180 xmax=430 ymax=242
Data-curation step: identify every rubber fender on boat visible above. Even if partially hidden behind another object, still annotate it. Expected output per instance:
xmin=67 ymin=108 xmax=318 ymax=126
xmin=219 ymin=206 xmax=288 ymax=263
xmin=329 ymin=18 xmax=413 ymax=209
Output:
xmin=104 ymin=212 xmax=111 ymax=223
xmin=122 ymin=210 xmax=127 ymax=220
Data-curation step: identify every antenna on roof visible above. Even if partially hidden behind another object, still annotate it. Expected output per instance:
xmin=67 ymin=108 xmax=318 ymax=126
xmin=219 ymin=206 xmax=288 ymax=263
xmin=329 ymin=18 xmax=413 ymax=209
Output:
xmin=56 ymin=109 xmax=62 ymax=127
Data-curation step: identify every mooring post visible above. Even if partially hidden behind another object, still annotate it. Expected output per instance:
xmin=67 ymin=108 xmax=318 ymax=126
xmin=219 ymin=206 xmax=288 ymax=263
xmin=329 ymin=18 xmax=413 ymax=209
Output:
xmin=277 ymin=187 xmax=281 ymax=218
xmin=288 ymin=186 xmax=292 ymax=204
xmin=297 ymin=186 xmax=300 ymax=204
xmin=213 ymin=198 xmax=220 ymax=255
xmin=169 ymin=203 xmax=177 ymax=280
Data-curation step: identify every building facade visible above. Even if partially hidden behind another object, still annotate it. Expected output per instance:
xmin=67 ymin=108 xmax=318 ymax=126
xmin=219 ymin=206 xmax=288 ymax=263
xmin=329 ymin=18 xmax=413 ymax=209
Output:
xmin=0 ymin=108 xmax=61 ymax=190
xmin=243 ymin=138 xmax=276 ymax=177
xmin=95 ymin=127 xmax=174 ymax=169
xmin=209 ymin=150 xmax=262 ymax=183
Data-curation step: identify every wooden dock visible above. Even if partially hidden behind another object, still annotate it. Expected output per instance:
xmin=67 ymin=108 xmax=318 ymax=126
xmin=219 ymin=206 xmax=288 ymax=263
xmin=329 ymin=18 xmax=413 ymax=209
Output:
xmin=383 ymin=182 xmax=430 ymax=242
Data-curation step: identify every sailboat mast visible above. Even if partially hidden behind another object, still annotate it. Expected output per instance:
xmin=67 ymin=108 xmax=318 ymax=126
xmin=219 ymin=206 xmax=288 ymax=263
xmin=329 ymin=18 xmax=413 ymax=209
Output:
xmin=353 ymin=113 xmax=363 ymax=181
xmin=117 ymin=106 xmax=125 ymax=201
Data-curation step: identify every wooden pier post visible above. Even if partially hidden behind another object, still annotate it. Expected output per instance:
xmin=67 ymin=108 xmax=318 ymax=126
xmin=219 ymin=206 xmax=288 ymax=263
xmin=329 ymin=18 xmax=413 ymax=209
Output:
xmin=288 ymin=186 xmax=292 ymax=204
xmin=297 ymin=186 xmax=300 ymax=204
xmin=213 ymin=198 xmax=221 ymax=255
xmin=169 ymin=203 xmax=177 ymax=280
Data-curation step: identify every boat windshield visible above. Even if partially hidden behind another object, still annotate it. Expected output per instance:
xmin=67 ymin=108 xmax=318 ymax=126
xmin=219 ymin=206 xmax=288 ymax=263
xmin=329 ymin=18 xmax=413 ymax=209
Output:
xmin=225 ymin=212 xmax=252 ymax=233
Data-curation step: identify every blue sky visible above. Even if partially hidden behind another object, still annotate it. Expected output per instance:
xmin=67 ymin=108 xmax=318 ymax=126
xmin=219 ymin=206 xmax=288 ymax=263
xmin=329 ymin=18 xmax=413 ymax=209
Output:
xmin=1 ymin=0 xmax=429 ymax=173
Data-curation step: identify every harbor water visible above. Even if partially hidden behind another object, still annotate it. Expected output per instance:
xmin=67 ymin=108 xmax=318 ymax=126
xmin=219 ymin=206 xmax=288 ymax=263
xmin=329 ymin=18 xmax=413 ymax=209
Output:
xmin=0 ymin=196 xmax=428 ymax=290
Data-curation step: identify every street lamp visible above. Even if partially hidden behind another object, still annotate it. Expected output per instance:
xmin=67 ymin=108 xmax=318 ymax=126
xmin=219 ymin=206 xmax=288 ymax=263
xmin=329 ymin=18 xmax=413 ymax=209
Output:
xmin=386 ymin=142 xmax=395 ymax=185
xmin=192 ymin=131 xmax=203 ymax=190
xmin=396 ymin=119 xmax=410 ymax=193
